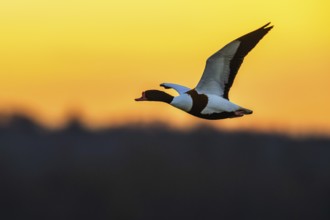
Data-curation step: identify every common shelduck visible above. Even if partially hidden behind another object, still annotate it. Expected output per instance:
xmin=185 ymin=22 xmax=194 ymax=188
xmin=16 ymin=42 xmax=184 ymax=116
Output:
xmin=135 ymin=23 xmax=273 ymax=120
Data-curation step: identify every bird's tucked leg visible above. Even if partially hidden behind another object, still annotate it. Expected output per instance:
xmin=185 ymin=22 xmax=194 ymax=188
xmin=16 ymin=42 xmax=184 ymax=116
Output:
xmin=234 ymin=110 xmax=245 ymax=117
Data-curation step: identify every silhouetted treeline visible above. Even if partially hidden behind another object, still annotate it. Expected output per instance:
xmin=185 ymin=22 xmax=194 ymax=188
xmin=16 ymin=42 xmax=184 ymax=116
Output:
xmin=1 ymin=115 xmax=330 ymax=220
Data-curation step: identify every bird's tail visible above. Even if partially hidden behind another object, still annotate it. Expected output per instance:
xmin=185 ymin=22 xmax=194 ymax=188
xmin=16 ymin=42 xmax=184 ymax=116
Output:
xmin=240 ymin=108 xmax=253 ymax=115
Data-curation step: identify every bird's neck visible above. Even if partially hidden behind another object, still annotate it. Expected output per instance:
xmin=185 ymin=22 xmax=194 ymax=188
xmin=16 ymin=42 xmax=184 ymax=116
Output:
xmin=154 ymin=91 xmax=174 ymax=104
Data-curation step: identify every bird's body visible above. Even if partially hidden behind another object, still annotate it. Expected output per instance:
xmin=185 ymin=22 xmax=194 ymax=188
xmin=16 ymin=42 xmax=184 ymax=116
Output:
xmin=170 ymin=90 xmax=243 ymax=119
xmin=135 ymin=23 xmax=273 ymax=120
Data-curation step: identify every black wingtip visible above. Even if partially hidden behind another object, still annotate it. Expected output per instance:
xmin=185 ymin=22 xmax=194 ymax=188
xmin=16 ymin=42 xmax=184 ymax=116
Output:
xmin=160 ymin=83 xmax=170 ymax=89
xmin=262 ymin=22 xmax=271 ymax=27
xmin=261 ymin=22 xmax=274 ymax=30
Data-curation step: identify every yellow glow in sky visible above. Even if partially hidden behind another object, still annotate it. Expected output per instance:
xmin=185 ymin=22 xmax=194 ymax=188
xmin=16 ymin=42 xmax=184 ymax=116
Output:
xmin=0 ymin=0 xmax=330 ymax=134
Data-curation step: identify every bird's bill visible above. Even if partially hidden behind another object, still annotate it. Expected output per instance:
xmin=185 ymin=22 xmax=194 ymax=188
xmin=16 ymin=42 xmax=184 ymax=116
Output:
xmin=135 ymin=91 xmax=147 ymax=101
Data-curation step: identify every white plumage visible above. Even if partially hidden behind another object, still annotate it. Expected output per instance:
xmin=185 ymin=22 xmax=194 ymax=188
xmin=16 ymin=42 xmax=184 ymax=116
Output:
xmin=136 ymin=23 xmax=273 ymax=120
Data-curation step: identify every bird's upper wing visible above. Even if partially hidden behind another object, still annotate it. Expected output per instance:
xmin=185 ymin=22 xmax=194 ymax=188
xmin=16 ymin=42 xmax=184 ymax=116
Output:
xmin=195 ymin=23 xmax=273 ymax=100
xmin=160 ymin=83 xmax=191 ymax=95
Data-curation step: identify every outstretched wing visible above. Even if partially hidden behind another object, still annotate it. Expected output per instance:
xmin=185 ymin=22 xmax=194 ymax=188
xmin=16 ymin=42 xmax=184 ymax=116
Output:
xmin=195 ymin=23 xmax=273 ymax=100
xmin=160 ymin=83 xmax=191 ymax=95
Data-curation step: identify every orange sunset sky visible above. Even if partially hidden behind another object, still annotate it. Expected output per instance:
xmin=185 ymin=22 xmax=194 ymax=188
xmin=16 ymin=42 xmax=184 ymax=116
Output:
xmin=0 ymin=0 xmax=329 ymax=135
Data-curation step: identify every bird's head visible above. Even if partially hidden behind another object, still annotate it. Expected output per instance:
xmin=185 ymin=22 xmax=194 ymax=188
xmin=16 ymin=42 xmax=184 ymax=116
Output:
xmin=135 ymin=90 xmax=173 ymax=103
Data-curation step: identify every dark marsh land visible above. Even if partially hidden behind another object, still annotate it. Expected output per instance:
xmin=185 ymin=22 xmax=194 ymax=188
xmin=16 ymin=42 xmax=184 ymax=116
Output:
xmin=1 ymin=115 xmax=330 ymax=220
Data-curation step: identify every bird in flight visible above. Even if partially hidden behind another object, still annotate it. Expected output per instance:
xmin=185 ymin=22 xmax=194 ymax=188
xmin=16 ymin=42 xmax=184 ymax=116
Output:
xmin=135 ymin=23 xmax=273 ymax=120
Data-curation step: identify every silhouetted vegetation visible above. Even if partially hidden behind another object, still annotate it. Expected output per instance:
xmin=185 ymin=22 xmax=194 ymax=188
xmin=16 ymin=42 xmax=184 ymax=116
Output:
xmin=1 ymin=114 xmax=330 ymax=220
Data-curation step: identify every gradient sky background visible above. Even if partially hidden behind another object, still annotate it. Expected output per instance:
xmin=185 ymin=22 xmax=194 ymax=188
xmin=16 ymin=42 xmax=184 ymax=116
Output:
xmin=0 ymin=0 xmax=329 ymax=135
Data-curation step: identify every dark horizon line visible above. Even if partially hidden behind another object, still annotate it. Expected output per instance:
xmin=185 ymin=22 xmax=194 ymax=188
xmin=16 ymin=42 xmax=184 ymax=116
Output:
xmin=0 ymin=111 xmax=329 ymax=140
